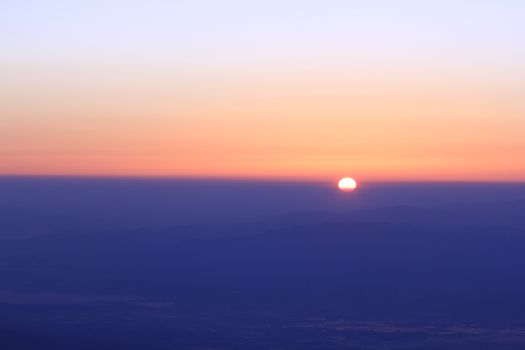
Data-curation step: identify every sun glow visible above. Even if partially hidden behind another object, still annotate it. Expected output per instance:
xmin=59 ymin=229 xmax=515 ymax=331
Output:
xmin=338 ymin=177 xmax=357 ymax=191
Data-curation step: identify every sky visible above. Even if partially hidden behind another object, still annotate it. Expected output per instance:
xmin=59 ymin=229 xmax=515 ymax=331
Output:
xmin=1 ymin=0 xmax=524 ymax=181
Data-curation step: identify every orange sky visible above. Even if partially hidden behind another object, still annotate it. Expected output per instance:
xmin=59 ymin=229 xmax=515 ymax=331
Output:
xmin=1 ymin=67 xmax=524 ymax=181
xmin=1 ymin=1 xmax=524 ymax=181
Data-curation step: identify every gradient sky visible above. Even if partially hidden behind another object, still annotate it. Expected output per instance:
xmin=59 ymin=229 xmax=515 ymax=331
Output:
xmin=1 ymin=1 xmax=524 ymax=181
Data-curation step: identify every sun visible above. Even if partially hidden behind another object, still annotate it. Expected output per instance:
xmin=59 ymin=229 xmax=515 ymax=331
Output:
xmin=338 ymin=177 xmax=357 ymax=191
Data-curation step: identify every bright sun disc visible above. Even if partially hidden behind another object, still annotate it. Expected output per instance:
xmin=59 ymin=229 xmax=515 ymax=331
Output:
xmin=338 ymin=177 xmax=357 ymax=191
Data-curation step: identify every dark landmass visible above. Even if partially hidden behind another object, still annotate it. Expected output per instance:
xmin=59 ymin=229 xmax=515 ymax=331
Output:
xmin=1 ymin=177 xmax=525 ymax=349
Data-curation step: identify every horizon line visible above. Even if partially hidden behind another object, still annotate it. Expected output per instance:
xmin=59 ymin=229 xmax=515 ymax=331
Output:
xmin=1 ymin=174 xmax=525 ymax=185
